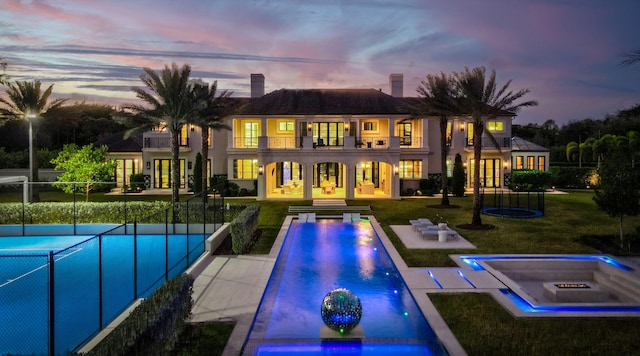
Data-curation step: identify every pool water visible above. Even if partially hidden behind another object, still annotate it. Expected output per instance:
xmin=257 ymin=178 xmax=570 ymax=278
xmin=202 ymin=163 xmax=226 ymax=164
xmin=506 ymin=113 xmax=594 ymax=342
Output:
xmin=243 ymin=219 xmax=447 ymax=355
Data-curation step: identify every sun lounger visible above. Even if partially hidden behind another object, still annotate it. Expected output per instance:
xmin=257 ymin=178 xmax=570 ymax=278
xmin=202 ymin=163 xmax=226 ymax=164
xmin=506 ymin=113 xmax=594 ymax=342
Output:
xmin=351 ymin=213 xmax=360 ymax=221
xmin=298 ymin=213 xmax=307 ymax=222
xmin=307 ymin=213 xmax=316 ymax=222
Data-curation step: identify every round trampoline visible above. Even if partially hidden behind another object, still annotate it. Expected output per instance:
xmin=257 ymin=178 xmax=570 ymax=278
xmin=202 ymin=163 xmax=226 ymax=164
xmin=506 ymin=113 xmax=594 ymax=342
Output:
xmin=481 ymin=207 xmax=543 ymax=218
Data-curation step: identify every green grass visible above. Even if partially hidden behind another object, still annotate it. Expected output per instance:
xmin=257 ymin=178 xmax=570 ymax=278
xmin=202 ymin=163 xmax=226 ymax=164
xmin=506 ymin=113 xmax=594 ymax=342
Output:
xmin=430 ymin=293 xmax=640 ymax=355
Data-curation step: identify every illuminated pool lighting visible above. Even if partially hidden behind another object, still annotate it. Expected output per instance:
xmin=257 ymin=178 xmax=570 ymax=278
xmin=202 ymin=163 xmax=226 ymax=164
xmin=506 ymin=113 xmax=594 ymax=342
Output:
xmin=460 ymin=255 xmax=634 ymax=272
xmin=458 ymin=255 xmax=640 ymax=314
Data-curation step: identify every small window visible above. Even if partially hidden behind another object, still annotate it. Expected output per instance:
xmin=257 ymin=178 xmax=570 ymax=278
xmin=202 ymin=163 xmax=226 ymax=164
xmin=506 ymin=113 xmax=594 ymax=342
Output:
xmin=278 ymin=121 xmax=295 ymax=132
xmin=487 ymin=121 xmax=504 ymax=132
xmin=362 ymin=121 xmax=378 ymax=132
xmin=538 ymin=156 xmax=546 ymax=171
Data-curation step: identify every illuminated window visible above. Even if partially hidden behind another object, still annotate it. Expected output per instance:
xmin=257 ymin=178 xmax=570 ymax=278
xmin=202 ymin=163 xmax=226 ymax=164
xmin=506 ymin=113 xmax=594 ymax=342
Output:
xmin=362 ymin=121 xmax=378 ymax=132
xmin=234 ymin=159 xmax=258 ymax=179
xmin=243 ymin=122 xmax=259 ymax=147
xmin=399 ymin=160 xmax=422 ymax=179
xmin=538 ymin=156 xmax=546 ymax=171
xmin=446 ymin=122 xmax=452 ymax=146
xmin=397 ymin=122 xmax=412 ymax=146
xmin=516 ymin=156 xmax=524 ymax=170
xmin=278 ymin=121 xmax=295 ymax=132
xmin=487 ymin=121 xmax=504 ymax=132
xmin=527 ymin=156 xmax=534 ymax=169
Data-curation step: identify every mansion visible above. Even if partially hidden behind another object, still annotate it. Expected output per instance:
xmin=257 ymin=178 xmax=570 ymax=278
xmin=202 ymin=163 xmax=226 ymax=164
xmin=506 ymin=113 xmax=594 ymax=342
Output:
xmin=106 ymin=74 xmax=547 ymax=200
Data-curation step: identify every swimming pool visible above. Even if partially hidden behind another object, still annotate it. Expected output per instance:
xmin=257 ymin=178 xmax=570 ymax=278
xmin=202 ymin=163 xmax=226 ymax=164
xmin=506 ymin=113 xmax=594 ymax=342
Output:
xmin=243 ymin=218 xmax=447 ymax=355
xmin=0 ymin=224 xmax=209 ymax=355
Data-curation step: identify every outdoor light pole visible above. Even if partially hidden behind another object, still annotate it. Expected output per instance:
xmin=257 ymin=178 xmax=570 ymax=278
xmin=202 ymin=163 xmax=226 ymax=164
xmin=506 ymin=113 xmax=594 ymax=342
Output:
xmin=26 ymin=113 xmax=37 ymax=203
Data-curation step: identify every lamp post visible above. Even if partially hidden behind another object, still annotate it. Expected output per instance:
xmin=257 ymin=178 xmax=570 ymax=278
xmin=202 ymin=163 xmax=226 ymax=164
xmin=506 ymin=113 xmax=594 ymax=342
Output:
xmin=26 ymin=113 xmax=37 ymax=203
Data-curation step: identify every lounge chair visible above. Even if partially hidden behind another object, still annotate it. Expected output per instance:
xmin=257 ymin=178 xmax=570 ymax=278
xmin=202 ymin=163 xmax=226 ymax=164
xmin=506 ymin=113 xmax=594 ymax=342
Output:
xmin=307 ymin=213 xmax=316 ymax=222
xmin=343 ymin=213 xmax=351 ymax=222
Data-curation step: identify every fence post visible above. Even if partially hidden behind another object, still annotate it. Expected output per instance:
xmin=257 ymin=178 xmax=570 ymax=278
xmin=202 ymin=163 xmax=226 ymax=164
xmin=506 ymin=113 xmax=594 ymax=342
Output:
xmin=133 ymin=220 xmax=138 ymax=298
xmin=73 ymin=183 xmax=77 ymax=235
xmin=98 ymin=234 xmax=103 ymax=328
xmin=48 ymin=251 xmax=55 ymax=356
xmin=165 ymin=209 xmax=169 ymax=280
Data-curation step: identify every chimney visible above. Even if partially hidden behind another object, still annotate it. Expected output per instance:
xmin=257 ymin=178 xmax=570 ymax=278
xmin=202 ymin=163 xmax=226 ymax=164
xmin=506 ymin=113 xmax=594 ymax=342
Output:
xmin=389 ymin=74 xmax=403 ymax=97
xmin=251 ymin=73 xmax=265 ymax=97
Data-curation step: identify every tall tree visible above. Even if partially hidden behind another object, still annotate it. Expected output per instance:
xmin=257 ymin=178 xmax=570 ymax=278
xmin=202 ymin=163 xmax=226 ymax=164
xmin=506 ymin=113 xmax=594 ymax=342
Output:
xmin=124 ymin=63 xmax=197 ymax=203
xmin=593 ymin=139 xmax=640 ymax=251
xmin=0 ymin=80 xmax=67 ymax=200
xmin=190 ymin=81 xmax=234 ymax=202
xmin=455 ymin=67 xmax=538 ymax=226
xmin=414 ymin=72 xmax=460 ymax=206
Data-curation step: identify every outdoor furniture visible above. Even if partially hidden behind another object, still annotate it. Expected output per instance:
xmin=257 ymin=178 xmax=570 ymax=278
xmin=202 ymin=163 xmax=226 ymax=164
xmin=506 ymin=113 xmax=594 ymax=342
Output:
xmin=360 ymin=182 xmax=375 ymax=194
xmin=321 ymin=180 xmax=336 ymax=194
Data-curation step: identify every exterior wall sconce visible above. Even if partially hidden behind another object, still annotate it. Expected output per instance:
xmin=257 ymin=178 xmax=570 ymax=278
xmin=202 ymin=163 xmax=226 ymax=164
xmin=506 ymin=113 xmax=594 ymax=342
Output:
xmin=393 ymin=165 xmax=399 ymax=175
xmin=146 ymin=161 xmax=151 ymax=170
xmin=258 ymin=165 xmax=264 ymax=175
xmin=459 ymin=122 xmax=465 ymax=131
xmin=188 ymin=161 xmax=192 ymax=170
xmin=504 ymin=162 xmax=509 ymax=170
xmin=307 ymin=123 xmax=312 ymax=130
xmin=345 ymin=123 xmax=349 ymax=131
xmin=463 ymin=162 xmax=467 ymax=169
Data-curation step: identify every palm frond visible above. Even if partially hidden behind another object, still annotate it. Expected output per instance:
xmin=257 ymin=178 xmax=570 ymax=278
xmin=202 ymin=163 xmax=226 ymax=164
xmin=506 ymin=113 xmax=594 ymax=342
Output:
xmin=620 ymin=49 xmax=640 ymax=67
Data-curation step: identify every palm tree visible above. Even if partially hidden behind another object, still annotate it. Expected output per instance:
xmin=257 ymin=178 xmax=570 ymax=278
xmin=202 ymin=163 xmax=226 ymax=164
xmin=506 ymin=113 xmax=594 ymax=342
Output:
xmin=620 ymin=49 xmax=640 ymax=67
xmin=415 ymin=72 xmax=460 ymax=206
xmin=454 ymin=67 xmax=538 ymax=226
xmin=124 ymin=63 xmax=197 ymax=203
xmin=0 ymin=58 xmax=7 ymax=84
xmin=190 ymin=81 xmax=236 ymax=202
xmin=0 ymin=80 xmax=66 ymax=201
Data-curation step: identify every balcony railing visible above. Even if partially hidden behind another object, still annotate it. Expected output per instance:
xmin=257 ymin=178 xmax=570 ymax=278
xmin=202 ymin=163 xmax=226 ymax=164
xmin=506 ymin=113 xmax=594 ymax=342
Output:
xmin=466 ymin=136 xmax=511 ymax=149
xmin=268 ymin=137 xmax=299 ymax=149
xmin=143 ymin=137 xmax=189 ymax=149
xmin=355 ymin=136 xmax=389 ymax=149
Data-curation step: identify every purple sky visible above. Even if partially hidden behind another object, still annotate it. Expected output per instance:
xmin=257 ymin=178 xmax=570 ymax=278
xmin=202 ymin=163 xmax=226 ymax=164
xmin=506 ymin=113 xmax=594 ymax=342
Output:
xmin=1 ymin=0 xmax=639 ymax=125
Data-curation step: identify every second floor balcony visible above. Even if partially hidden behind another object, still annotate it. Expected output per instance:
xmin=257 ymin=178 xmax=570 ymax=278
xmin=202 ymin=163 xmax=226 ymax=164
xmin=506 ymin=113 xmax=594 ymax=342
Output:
xmin=231 ymin=135 xmax=428 ymax=151
xmin=466 ymin=136 xmax=511 ymax=150
xmin=144 ymin=137 xmax=190 ymax=150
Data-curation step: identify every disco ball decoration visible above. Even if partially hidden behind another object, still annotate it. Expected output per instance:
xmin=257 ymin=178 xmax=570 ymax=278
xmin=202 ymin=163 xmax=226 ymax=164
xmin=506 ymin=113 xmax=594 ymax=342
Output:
xmin=320 ymin=288 xmax=362 ymax=333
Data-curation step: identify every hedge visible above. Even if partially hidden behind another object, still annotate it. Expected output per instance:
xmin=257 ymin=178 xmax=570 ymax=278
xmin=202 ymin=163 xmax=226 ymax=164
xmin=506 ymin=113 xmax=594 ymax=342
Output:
xmin=548 ymin=166 xmax=595 ymax=189
xmin=230 ymin=204 xmax=260 ymax=254
xmin=82 ymin=273 xmax=194 ymax=356
xmin=510 ymin=169 xmax=552 ymax=191
xmin=0 ymin=201 xmax=170 ymax=224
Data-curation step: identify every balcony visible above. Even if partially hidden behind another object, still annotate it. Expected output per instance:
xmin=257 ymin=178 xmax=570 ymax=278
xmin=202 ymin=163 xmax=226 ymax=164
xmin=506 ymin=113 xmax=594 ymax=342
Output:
xmin=466 ymin=136 xmax=511 ymax=150
xmin=143 ymin=137 xmax=190 ymax=149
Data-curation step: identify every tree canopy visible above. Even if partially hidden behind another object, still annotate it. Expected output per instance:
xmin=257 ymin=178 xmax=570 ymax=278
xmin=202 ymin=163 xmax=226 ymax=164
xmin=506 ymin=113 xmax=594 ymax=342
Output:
xmin=51 ymin=144 xmax=117 ymax=202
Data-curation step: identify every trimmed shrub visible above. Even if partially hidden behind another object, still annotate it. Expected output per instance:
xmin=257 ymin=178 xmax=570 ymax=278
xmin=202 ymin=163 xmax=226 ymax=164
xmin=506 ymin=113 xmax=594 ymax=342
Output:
xmin=451 ymin=153 xmax=466 ymax=197
xmin=548 ymin=166 xmax=594 ymax=189
xmin=84 ymin=273 xmax=194 ymax=356
xmin=510 ymin=169 xmax=552 ymax=191
xmin=230 ymin=204 xmax=260 ymax=254
xmin=129 ymin=173 xmax=146 ymax=191
xmin=0 ymin=201 xmax=170 ymax=224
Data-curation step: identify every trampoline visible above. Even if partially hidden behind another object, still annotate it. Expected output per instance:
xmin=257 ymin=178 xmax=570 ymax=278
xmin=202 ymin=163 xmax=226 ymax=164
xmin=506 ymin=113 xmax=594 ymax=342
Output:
xmin=482 ymin=207 xmax=543 ymax=218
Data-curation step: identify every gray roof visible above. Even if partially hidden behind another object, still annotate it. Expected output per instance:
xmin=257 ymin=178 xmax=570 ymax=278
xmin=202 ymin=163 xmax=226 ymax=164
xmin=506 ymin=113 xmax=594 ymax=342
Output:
xmin=238 ymin=89 xmax=413 ymax=115
xmin=511 ymin=136 xmax=549 ymax=152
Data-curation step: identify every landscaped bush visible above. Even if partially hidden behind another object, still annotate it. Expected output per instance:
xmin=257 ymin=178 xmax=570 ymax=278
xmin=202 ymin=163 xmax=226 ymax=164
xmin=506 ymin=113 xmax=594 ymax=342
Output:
xmin=129 ymin=173 xmax=146 ymax=191
xmin=0 ymin=201 xmax=170 ymax=224
xmin=548 ymin=166 xmax=594 ymax=188
xmin=230 ymin=204 xmax=260 ymax=254
xmin=82 ymin=273 xmax=194 ymax=356
xmin=510 ymin=169 xmax=552 ymax=191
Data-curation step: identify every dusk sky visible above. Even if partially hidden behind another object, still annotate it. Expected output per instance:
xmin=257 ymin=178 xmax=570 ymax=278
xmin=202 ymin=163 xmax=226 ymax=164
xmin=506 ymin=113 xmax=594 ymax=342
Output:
xmin=1 ymin=0 xmax=639 ymax=125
